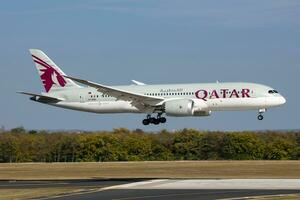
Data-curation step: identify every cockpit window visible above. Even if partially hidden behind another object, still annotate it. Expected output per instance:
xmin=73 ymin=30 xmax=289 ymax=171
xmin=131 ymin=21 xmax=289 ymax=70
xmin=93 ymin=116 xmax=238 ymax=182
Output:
xmin=268 ymin=90 xmax=279 ymax=94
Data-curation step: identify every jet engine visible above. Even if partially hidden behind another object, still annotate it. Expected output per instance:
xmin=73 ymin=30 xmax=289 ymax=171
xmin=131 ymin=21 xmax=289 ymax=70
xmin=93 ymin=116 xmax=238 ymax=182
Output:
xmin=164 ymin=99 xmax=211 ymax=117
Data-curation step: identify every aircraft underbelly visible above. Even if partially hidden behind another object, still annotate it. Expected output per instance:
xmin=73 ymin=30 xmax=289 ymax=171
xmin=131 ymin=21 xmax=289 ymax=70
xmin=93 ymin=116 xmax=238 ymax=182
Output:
xmin=52 ymin=101 xmax=141 ymax=114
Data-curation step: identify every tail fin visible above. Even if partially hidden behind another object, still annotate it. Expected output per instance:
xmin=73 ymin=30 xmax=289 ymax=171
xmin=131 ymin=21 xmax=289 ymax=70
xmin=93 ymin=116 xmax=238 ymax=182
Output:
xmin=29 ymin=49 xmax=80 ymax=93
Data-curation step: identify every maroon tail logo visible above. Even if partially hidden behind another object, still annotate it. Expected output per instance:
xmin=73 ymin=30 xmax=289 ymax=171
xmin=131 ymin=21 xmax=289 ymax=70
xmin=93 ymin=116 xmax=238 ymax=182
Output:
xmin=32 ymin=55 xmax=67 ymax=92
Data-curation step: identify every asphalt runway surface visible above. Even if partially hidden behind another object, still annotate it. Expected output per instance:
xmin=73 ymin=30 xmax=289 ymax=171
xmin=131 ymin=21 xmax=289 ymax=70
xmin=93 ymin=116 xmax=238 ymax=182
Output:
xmin=53 ymin=189 xmax=300 ymax=200
xmin=0 ymin=179 xmax=143 ymax=189
xmin=1 ymin=179 xmax=299 ymax=200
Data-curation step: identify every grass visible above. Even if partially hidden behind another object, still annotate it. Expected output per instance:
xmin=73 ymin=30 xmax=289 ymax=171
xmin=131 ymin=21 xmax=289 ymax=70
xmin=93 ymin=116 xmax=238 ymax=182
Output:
xmin=0 ymin=161 xmax=299 ymax=180
xmin=0 ymin=188 xmax=77 ymax=200
xmin=0 ymin=187 xmax=100 ymax=200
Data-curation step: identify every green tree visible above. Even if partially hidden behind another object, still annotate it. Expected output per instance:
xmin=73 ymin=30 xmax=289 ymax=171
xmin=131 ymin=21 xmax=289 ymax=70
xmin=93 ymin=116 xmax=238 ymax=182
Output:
xmin=220 ymin=133 xmax=265 ymax=160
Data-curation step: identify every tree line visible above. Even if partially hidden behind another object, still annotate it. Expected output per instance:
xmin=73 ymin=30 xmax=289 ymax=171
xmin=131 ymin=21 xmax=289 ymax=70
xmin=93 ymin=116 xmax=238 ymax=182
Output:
xmin=0 ymin=127 xmax=299 ymax=162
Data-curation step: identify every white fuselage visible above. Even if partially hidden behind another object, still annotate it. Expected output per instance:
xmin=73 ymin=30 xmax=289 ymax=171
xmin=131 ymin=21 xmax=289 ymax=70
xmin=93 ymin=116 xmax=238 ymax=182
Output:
xmin=35 ymin=82 xmax=286 ymax=116
xmin=23 ymin=49 xmax=286 ymax=125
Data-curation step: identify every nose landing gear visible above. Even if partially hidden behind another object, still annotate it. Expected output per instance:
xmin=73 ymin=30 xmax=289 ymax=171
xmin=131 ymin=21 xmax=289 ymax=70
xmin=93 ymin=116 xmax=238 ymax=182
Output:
xmin=142 ymin=114 xmax=167 ymax=125
xmin=258 ymin=115 xmax=264 ymax=120
xmin=257 ymin=108 xmax=266 ymax=121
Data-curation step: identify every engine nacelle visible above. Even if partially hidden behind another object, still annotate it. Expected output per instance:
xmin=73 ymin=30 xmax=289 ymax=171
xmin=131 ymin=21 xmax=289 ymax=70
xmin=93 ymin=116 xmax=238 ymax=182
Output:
xmin=192 ymin=99 xmax=209 ymax=111
xmin=164 ymin=99 xmax=194 ymax=116
xmin=164 ymin=99 xmax=211 ymax=117
xmin=193 ymin=110 xmax=212 ymax=116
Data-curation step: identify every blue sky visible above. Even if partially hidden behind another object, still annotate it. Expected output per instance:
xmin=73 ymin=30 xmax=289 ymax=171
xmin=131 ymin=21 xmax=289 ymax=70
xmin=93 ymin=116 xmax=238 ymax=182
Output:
xmin=0 ymin=0 xmax=299 ymax=131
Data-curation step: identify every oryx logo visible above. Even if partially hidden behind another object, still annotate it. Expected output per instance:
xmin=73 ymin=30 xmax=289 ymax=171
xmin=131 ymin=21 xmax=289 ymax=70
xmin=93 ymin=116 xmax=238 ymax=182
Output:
xmin=32 ymin=55 xmax=67 ymax=92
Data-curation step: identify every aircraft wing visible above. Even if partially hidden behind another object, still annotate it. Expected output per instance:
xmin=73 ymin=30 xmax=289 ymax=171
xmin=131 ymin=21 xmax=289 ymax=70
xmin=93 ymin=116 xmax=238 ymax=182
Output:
xmin=17 ymin=91 xmax=64 ymax=102
xmin=64 ymin=76 xmax=164 ymax=106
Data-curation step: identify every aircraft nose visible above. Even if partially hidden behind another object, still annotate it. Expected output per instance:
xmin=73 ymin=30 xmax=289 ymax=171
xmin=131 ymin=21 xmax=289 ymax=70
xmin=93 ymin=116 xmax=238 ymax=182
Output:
xmin=265 ymin=96 xmax=286 ymax=107
xmin=279 ymin=96 xmax=286 ymax=105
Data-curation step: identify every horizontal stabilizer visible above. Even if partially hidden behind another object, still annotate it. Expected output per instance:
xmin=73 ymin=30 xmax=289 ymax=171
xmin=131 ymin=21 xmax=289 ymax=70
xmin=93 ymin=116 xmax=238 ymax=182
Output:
xmin=17 ymin=91 xmax=64 ymax=102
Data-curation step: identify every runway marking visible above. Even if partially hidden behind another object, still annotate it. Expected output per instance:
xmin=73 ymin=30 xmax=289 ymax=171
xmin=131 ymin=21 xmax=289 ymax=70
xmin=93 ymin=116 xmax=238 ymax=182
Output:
xmin=38 ymin=182 xmax=146 ymax=200
xmin=112 ymin=190 xmax=243 ymax=200
xmin=218 ymin=193 xmax=300 ymax=200
xmin=37 ymin=185 xmax=117 ymax=200
xmin=114 ymin=179 xmax=300 ymax=190
xmin=108 ymin=179 xmax=168 ymax=189
xmin=37 ymin=180 xmax=169 ymax=199
xmin=19 ymin=179 xmax=300 ymax=199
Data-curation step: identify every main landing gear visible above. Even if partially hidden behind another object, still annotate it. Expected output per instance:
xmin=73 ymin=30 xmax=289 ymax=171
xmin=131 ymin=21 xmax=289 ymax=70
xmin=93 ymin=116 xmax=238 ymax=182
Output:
xmin=142 ymin=114 xmax=167 ymax=125
xmin=257 ymin=108 xmax=266 ymax=121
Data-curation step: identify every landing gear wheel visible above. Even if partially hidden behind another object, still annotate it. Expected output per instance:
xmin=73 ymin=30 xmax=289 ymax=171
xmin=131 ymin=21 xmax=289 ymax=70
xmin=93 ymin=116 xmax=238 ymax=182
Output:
xmin=159 ymin=117 xmax=167 ymax=123
xmin=142 ymin=114 xmax=167 ymax=125
xmin=149 ymin=117 xmax=156 ymax=124
xmin=258 ymin=115 xmax=264 ymax=121
xmin=153 ymin=119 xmax=160 ymax=125
xmin=142 ymin=119 xmax=150 ymax=125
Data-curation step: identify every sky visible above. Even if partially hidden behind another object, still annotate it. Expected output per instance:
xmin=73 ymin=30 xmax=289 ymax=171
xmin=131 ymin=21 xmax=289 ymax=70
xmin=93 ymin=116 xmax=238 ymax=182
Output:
xmin=0 ymin=0 xmax=299 ymax=131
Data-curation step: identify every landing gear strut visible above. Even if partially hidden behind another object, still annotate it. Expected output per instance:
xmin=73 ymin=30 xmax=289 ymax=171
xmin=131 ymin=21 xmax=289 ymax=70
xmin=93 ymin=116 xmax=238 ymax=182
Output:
xmin=257 ymin=109 xmax=266 ymax=121
xmin=142 ymin=114 xmax=167 ymax=125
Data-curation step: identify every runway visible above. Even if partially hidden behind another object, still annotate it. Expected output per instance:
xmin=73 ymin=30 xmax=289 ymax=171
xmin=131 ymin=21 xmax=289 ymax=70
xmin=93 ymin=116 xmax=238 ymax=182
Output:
xmin=1 ymin=179 xmax=300 ymax=200
xmin=0 ymin=179 xmax=143 ymax=189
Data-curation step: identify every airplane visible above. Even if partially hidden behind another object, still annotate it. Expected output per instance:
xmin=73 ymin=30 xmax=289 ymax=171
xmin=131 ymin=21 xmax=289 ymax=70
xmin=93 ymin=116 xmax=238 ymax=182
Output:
xmin=18 ymin=49 xmax=286 ymax=125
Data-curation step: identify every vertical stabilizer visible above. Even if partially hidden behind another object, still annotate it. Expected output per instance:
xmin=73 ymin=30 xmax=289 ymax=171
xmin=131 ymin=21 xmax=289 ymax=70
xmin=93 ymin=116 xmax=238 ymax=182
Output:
xmin=29 ymin=49 xmax=80 ymax=93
